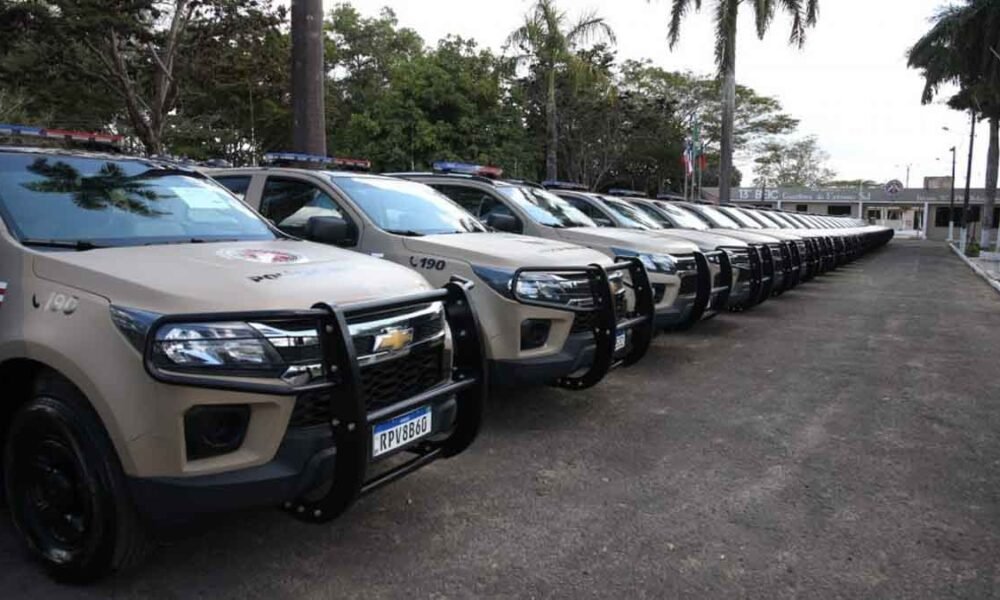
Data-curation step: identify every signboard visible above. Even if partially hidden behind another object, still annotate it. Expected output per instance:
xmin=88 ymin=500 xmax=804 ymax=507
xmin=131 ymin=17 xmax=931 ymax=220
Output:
xmin=733 ymin=187 xmax=993 ymax=205
xmin=884 ymin=180 xmax=904 ymax=195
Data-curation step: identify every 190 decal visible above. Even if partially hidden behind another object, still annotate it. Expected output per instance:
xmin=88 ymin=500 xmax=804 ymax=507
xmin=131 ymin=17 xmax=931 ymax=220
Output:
xmin=409 ymin=256 xmax=446 ymax=271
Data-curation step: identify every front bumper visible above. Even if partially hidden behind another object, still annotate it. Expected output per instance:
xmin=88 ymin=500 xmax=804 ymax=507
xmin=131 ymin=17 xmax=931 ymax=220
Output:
xmin=130 ymin=393 xmax=460 ymax=526
xmin=130 ymin=279 xmax=486 ymax=526
xmin=490 ymin=330 xmax=598 ymax=387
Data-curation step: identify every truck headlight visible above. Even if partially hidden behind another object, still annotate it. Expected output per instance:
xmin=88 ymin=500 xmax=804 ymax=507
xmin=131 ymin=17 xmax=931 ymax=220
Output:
xmin=611 ymin=248 xmax=677 ymax=274
xmin=472 ymin=266 xmax=594 ymax=308
xmin=155 ymin=322 xmax=284 ymax=369
xmin=111 ymin=306 xmax=322 ymax=382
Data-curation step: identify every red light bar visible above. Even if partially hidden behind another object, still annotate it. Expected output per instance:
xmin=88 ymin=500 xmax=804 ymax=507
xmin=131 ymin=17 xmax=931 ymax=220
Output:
xmin=0 ymin=123 xmax=122 ymax=145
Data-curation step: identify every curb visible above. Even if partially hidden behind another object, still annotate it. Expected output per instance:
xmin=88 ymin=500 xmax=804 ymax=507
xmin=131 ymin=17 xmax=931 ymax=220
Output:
xmin=949 ymin=243 xmax=1000 ymax=296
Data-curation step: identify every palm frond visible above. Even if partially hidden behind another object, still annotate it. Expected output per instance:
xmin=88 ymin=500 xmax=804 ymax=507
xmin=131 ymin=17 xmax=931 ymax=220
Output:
xmin=752 ymin=0 xmax=776 ymax=40
xmin=666 ymin=0 xmax=701 ymax=50
xmin=567 ymin=12 xmax=616 ymax=47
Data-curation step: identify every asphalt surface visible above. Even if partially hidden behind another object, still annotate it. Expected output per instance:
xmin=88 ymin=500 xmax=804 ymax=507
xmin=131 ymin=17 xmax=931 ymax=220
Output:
xmin=3 ymin=240 xmax=1000 ymax=598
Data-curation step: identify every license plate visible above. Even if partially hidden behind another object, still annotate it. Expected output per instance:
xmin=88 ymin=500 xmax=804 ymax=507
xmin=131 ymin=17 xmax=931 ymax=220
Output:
xmin=372 ymin=405 xmax=432 ymax=458
xmin=614 ymin=330 xmax=627 ymax=352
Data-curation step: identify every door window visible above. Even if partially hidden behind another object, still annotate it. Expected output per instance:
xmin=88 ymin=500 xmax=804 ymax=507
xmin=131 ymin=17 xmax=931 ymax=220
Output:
xmin=260 ymin=177 xmax=346 ymax=238
xmin=564 ymin=197 xmax=612 ymax=226
xmin=213 ymin=175 xmax=252 ymax=200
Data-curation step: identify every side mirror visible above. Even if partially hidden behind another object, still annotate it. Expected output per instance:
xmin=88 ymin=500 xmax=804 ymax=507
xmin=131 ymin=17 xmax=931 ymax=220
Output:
xmin=593 ymin=217 xmax=614 ymax=227
xmin=486 ymin=213 xmax=520 ymax=233
xmin=306 ymin=216 xmax=355 ymax=246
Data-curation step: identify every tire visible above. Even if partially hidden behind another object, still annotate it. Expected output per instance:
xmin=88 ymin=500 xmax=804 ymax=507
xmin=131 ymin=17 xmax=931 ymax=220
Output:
xmin=3 ymin=372 xmax=148 ymax=583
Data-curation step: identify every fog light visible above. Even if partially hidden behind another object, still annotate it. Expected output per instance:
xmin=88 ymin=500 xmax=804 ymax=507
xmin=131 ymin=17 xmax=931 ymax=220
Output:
xmin=520 ymin=319 xmax=551 ymax=350
xmin=185 ymin=405 xmax=251 ymax=460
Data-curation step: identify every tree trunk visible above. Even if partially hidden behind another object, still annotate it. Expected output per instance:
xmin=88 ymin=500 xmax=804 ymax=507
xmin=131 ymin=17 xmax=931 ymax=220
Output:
xmin=983 ymin=115 xmax=998 ymax=249
xmin=545 ymin=63 xmax=558 ymax=181
xmin=718 ymin=16 xmax=737 ymax=204
xmin=291 ymin=0 xmax=326 ymax=155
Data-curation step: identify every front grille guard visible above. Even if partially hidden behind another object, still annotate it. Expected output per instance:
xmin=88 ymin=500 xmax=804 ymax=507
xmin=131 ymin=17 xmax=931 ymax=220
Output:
xmin=143 ymin=277 xmax=487 ymax=519
xmin=700 ymin=252 xmax=732 ymax=319
xmin=687 ymin=252 xmax=712 ymax=323
xmin=757 ymin=245 xmax=776 ymax=303
xmin=510 ymin=258 xmax=654 ymax=390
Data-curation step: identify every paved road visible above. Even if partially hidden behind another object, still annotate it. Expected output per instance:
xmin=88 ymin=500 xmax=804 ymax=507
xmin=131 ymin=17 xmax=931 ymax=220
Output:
xmin=3 ymin=241 xmax=999 ymax=598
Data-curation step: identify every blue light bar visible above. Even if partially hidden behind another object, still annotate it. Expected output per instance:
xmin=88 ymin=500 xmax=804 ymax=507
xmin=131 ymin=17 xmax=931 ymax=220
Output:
xmin=262 ymin=152 xmax=332 ymax=165
xmin=262 ymin=152 xmax=371 ymax=171
xmin=432 ymin=161 xmax=503 ymax=178
xmin=607 ymin=188 xmax=648 ymax=198
xmin=542 ymin=180 xmax=588 ymax=191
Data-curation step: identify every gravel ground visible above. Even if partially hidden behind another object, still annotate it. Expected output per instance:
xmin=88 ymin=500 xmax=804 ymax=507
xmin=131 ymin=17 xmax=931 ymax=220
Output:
xmin=2 ymin=240 xmax=999 ymax=599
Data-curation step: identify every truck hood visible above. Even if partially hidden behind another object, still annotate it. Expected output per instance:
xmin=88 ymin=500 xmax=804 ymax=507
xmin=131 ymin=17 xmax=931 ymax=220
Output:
xmin=401 ymin=232 xmax=612 ymax=268
xmin=32 ymin=240 xmax=432 ymax=314
xmin=641 ymin=229 xmax=749 ymax=251
xmin=552 ymin=227 xmax=699 ymax=256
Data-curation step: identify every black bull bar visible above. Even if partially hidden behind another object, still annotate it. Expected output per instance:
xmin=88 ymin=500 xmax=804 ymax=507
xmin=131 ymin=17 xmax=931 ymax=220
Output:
xmin=142 ymin=277 xmax=486 ymax=521
xmin=509 ymin=257 xmax=655 ymax=390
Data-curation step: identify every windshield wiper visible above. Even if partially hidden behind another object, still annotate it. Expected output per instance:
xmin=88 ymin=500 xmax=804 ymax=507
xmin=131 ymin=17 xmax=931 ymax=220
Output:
xmin=20 ymin=239 xmax=107 ymax=251
xmin=384 ymin=229 xmax=425 ymax=237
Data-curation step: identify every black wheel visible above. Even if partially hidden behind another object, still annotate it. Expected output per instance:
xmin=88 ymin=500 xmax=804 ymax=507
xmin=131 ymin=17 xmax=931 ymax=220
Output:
xmin=3 ymin=373 xmax=148 ymax=582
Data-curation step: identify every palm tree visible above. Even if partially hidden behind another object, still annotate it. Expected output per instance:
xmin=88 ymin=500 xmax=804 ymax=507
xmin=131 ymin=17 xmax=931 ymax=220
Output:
xmin=660 ymin=0 xmax=819 ymax=203
xmin=908 ymin=0 xmax=1000 ymax=249
xmin=506 ymin=0 xmax=616 ymax=181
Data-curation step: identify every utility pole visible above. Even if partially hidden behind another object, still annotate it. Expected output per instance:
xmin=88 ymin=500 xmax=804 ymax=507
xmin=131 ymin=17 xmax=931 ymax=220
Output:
xmin=948 ymin=145 xmax=956 ymax=242
xmin=291 ymin=0 xmax=326 ymax=156
xmin=961 ymin=109 xmax=976 ymax=252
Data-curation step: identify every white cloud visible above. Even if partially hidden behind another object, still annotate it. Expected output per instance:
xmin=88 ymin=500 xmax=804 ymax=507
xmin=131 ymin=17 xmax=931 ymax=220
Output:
xmin=327 ymin=0 xmax=988 ymax=189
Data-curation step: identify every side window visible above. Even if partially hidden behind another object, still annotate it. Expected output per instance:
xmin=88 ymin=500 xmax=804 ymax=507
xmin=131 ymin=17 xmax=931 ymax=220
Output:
xmin=565 ymin=197 xmax=611 ymax=226
xmin=260 ymin=177 xmax=346 ymax=238
xmin=434 ymin=185 xmax=517 ymax=225
xmin=213 ymin=175 xmax=252 ymax=200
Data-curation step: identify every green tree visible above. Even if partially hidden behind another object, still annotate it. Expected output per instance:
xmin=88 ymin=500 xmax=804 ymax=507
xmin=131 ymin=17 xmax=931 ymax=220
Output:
xmin=0 ymin=0 xmax=283 ymax=155
xmin=908 ymin=0 xmax=1000 ymax=248
xmin=660 ymin=0 xmax=819 ymax=203
xmin=505 ymin=0 xmax=615 ymax=180
xmin=169 ymin=1 xmax=291 ymax=164
xmin=753 ymin=136 xmax=834 ymax=188
xmin=618 ymin=61 xmax=798 ymax=187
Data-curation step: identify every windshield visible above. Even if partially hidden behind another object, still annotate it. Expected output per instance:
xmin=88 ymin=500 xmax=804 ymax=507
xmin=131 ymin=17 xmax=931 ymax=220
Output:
xmin=652 ymin=202 xmax=710 ymax=230
xmin=760 ymin=211 xmax=794 ymax=228
xmin=693 ymin=204 xmax=743 ymax=229
xmin=719 ymin=207 xmax=762 ymax=229
xmin=498 ymin=186 xmax=596 ymax=228
xmin=331 ymin=175 xmax=485 ymax=235
xmin=0 ymin=153 xmax=275 ymax=248
xmin=600 ymin=197 xmax=662 ymax=229
xmin=629 ymin=201 xmax=673 ymax=227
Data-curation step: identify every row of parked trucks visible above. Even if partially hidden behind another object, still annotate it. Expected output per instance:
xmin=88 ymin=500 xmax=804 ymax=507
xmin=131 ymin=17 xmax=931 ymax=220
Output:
xmin=0 ymin=125 xmax=892 ymax=581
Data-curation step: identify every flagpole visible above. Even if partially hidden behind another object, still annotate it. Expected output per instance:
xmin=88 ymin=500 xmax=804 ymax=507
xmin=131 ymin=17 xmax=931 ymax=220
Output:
xmin=697 ymin=143 xmax=704 ymax=202
xmin=682 ymin=138 xmax=690 ymax=201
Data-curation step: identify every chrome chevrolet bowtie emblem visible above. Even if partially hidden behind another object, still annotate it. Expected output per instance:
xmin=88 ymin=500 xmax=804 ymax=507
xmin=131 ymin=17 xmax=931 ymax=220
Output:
xmin=373 ymin=326 xmax=414 ymax=353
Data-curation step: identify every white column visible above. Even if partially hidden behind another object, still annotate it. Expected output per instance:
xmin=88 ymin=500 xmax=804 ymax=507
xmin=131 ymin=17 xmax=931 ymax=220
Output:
xmin=922 ymin=202 xmax=930 ymax=239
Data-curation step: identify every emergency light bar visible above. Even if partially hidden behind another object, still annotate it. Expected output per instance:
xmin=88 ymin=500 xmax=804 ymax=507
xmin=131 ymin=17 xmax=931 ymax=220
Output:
xmin=0 ymin=123 xmax=122 ymax=145
xmin=607 ymin=188 xmax=648 ymax=198
xmin=542 ymin=180 xmax=588 ymax=191
xmin=655 ymin=193 xmax=686 ymax=201
xmin=262 ymin=152 xmax=371 ymax=171
xmin=432 ymin=161 xmax=503 ymax=179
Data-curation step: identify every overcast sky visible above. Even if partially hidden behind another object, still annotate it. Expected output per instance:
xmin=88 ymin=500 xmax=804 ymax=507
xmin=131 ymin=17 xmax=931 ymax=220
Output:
xmin=329 ymin=0 xmax=983 ymax=189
